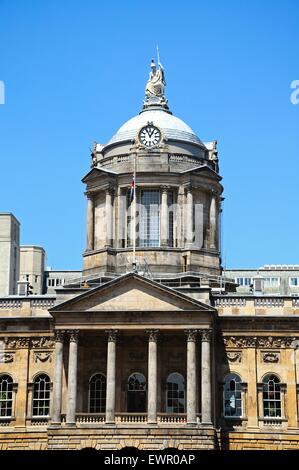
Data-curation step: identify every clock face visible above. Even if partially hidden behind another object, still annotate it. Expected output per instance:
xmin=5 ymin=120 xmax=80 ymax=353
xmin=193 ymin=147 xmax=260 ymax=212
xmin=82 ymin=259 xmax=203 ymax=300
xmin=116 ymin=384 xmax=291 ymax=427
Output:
xmin=139 ymin=125 xmax=161 ymax=147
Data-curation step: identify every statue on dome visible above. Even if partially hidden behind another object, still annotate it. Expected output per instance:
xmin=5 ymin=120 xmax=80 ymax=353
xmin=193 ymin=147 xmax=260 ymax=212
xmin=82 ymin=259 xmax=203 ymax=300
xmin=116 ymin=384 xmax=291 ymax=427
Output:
xmin=145 ymin=58 xmax=166 ymax=99
xmin=143 ymin=47 xmax=169 ymax=109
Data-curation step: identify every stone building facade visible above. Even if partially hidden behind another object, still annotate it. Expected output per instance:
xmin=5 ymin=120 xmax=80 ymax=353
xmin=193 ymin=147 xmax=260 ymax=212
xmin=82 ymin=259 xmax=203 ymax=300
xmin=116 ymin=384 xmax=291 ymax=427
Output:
xmin=0 ymin=60 xmax=299 ymax=450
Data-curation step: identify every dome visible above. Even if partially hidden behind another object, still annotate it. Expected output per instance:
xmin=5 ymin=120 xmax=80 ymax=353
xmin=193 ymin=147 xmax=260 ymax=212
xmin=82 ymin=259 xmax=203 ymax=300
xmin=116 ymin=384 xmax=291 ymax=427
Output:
xmin=106 ymin=108 xmax=203 ymax=147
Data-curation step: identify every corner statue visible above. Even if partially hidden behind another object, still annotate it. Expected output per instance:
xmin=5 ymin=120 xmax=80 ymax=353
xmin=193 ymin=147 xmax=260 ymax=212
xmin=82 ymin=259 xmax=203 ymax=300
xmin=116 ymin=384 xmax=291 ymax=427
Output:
xmin=144 ymin=58 xmax=168 ymax=109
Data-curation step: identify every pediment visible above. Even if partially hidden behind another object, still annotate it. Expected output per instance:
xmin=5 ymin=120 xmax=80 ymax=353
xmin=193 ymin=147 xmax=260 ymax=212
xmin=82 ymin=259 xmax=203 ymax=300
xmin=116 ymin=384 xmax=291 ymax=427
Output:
xmin=50 ymin=273 xmax=214 ymax=314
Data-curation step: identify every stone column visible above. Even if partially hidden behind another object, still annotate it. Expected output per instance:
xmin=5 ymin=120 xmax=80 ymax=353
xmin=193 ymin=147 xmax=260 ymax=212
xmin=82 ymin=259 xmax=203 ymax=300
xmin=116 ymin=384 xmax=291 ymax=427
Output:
xmin=146 ymin=330 xmax=159 ymax=423
xmin=201 ymin=329 xmax=212 ymax=424
xmin=176 ymin=185 xmax=184 ymax=247
xmin=209 ymin=195 xmax=217 ymax=249
xmin=117 ymin=187 xmax=125 ymax=248
xmin=160 ymin=186 xmax=168 ymax=246
xmin=66 ymin=330 xmax=79 ymax=425
xmin=105 ymin=187 xmax=113 ymax=247
xmin=51 ymin=330 xmax=65 ymax=424
xmin=86 ymin=196 xmax=95 ymax=251
xmin=105 ymin=329 xmax=118 ymax=423
xmin=185 ymin=329 xmax=197 ymax=424
xmin=185 ymin=187 xmax=193 ymax=247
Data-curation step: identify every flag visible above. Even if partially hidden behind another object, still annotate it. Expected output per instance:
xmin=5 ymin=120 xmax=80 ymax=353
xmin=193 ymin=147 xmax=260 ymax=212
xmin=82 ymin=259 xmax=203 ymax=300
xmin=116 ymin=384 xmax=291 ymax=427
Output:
xmin=130 ymin=174 xmax=135 ymax=201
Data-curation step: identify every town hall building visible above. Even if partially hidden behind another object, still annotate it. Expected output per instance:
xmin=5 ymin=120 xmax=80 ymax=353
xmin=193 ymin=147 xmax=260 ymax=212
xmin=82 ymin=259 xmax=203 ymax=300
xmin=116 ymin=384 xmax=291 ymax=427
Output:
xmin=0 ymin=60 xmax=299 ymax=450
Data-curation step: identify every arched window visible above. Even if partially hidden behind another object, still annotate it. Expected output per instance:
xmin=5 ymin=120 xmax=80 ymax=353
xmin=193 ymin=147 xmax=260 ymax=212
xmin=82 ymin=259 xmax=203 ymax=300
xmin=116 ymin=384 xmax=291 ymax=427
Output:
xmin=223 ymin=373 xmax=242 ymax=417
xmin=89 ymin=373 xmax=106 ymax=413
xmin=0 ymin=375 xmax=13 ymax=417
xmin=263 ymin=374 xmax=281 ymax=418
xmin=127 ymin=373 xmax=146 ymax=413
xmin=32 ymin=374 xmax=50 ymax=417
xmin=166 ymin=373 xmax=185 ymax=413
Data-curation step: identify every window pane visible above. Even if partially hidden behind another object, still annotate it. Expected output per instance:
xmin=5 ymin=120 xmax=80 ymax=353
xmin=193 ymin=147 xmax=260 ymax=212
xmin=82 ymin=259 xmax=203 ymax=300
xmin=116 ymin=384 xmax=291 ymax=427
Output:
xmin=139 ymin=190 xmax=160 ymax=247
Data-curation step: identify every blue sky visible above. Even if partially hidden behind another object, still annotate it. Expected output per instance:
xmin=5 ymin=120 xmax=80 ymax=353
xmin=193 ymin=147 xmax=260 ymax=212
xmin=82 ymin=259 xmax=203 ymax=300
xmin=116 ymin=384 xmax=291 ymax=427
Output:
xmin=0 ymin=0 xmax=298 ymax=270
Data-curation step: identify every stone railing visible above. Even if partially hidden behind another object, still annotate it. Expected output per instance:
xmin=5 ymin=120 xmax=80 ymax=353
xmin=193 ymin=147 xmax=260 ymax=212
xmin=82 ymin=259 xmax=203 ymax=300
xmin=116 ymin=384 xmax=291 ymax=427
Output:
xmin=0 ymin=300 xmax=22 ymax=309
xmin=31 ymin=299 xmax=55 ymax=309
xmin=255 ymin=298 xmax=284 ymax=307
xmin=75 ymin=413 xmax=105 ymax=424
xmin=215 ymin=298 xmax=247 ymax=307
xmin=100 ymin=154 xmax=129 ymax=167
xmin=168 ymin=154 xmax=202 ymax=166
xmin=0 ymin=417 xmax=13 ymax=426
xmin=115 ymin=413 xmax=147 ymax=423
xmin=27 ymin=416 xmax=49 ymax=426
xmin=259 ymin=418 xmax=284 ymax=427
xmin=157 ymin=413 xmax=187 ymax=424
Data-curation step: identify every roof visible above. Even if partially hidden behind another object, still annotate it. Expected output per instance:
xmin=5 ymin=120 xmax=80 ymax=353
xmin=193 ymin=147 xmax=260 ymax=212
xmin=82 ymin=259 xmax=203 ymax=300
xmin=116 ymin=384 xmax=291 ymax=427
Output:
xmin=106 ymin=108 xmax=204 ymax=147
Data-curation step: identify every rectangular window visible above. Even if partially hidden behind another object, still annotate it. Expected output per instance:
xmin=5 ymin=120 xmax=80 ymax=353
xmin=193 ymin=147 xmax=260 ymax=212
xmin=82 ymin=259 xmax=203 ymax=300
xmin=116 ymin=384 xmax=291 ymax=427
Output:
xmin=35 ymin=275 xmax=38 ymax=283
xmin=236 ymin=277 xmax=253 ymax=287
xmin=139 ymin=190 xmax=160 ymax=247
xmin=264 ymin=277 xmax=280 ymax=287
xmin=290 ymin=277 xmax=299 ymax=287
xmin=47 ymin=279 xmax=55 ymax=287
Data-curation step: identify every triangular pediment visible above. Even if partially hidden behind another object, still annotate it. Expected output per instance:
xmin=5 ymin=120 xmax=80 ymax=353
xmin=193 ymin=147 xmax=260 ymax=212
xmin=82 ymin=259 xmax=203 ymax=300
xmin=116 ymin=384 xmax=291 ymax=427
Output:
xmin=50 ymin=273 xmax=214 ymax=314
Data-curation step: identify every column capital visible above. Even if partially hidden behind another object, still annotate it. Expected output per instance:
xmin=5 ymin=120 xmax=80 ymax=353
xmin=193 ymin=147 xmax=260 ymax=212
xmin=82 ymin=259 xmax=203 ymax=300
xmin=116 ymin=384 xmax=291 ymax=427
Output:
xmin=67 ymin=330 xmax=79 ymax=343
xmin=185 ymin=185 xmax=193 ymax=194
xmin=105 ymin=329 xmax=119 ymax=342
xmin=105 ymin=185 xmax=115 ymax=196
xmin=161 ymin=185 xmax=170 ymax=194
xmin=146 ymin=329 xmax=159 ymax=342
xmin=201 ymin=329 xmax=212 ymax=342
xmin=184 ymin=329 xmax=198 ymax=342
xmin=54 ymin=330 xmax=65 ymax=342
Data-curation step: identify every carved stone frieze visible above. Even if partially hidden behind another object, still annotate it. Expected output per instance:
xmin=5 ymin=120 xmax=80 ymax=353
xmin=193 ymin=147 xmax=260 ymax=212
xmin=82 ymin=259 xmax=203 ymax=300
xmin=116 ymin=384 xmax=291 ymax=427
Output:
xmin=31 ymin=337 xmax=55 ymax=349
xmin=4 ymin=337 xmax=30 ymax=349
xmin=223 ymin=336 xmax=296 ymax=349
xmin=1 ymin=336 xmax=55 ymax=349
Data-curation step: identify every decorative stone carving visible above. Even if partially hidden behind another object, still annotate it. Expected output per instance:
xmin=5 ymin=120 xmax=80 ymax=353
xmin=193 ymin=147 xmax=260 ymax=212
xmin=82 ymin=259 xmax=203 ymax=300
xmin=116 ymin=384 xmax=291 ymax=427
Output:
xmin=34 ymin=351 xmax=53 ymax=363
xmin=184 ymin=329 xmax=197 ymax=342
xmin=4 ymin=337 xmax=30 ymax=349
xmin=262 ymin=352 xmax=280 ymax=363
xmin=105 ymin=329 xmax=119 ymax=342
xmin=54 ymin=330 xmax=65 ymax=342
xmin=31 ymin=337 xmax=55 ymax=349
xmin=0 ymin=352 xmax=14 ymax=363
xmin=223 ymin=336 xmax=296 ymax=349
xmin=226 ymin=351 xmax=242 ymax=363
xmin=201 ymin=329 xmax=212 ymax=342
xmin=146 ymin=330 xmax=159 ymax=342
xmin=68 ymin=330 xmax=79 ymax=343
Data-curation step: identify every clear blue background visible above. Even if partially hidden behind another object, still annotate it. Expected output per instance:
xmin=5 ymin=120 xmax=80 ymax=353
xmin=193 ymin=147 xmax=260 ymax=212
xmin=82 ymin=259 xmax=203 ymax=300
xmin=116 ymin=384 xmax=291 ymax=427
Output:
xmin=0 ymin=0 xmax=298 ymax=269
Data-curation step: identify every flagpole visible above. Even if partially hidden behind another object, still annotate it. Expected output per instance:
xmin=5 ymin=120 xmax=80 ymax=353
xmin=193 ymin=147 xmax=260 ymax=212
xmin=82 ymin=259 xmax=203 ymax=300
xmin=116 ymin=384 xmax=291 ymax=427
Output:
xmin=132 ymin=152 xmax=137 ymax=271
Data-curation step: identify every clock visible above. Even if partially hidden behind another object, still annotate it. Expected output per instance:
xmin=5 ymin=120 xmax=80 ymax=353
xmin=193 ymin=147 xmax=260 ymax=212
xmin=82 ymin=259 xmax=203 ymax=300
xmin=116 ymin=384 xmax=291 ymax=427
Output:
xmin=138 ymin=124 xmax=161 ymax=147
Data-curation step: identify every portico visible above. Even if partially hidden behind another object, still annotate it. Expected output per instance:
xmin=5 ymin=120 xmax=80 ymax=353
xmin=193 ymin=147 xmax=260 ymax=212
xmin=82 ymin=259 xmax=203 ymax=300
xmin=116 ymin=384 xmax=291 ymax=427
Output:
xmin=49 ymin=273 xmax=214 ymax=428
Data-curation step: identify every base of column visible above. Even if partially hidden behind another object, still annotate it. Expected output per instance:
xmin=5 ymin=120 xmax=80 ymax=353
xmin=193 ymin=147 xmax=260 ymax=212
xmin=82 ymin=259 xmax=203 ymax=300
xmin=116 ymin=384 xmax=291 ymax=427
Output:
xmin=65 ymin=422 xmax=76 ymax=427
